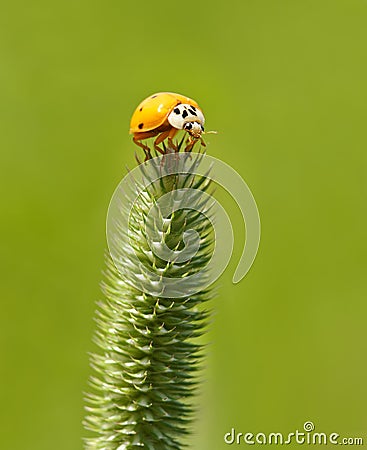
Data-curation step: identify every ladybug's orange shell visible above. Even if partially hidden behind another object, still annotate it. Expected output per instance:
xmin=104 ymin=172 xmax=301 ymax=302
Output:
xmin=129 ymin=92 xmax=201 ymax=134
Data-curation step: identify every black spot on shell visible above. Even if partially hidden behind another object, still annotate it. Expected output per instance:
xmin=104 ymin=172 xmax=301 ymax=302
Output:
xmin=138 ymin=123 xmax=144 ymax=129
xmin=182 ymin=110 xmax=188 ymax=119
xmin=189 ymin=108 xmax=197 ymax=116
xmin=174 ymin=107 xmax=180 ymax=114
xmin=139 ymin=107 xmax=143 ymax=111
xmin=151 ymin=95 xmax=158 ymax=98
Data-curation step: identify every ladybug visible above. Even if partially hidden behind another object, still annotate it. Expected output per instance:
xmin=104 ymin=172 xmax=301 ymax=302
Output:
xmin=129 ymin=92 xmax=206 ymax=159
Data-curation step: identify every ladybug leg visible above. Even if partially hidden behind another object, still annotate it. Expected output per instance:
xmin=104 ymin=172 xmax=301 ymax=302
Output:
xmin=184 ymin=135 xmax=206 ymax=153
xmin=184 ymin=136 xmax=199 ymax=153
xmin=133 ymin=137 xmax=152 ymax=160
xmin=153 ymin=131 xmax=170 ymax=155
xmin=133 ymin=131 xmax=160 ymax=160
xmin=167 ymin=127 xmax=179 ymax=152
xmin=153 ymin=128 xmax=177 ymax=154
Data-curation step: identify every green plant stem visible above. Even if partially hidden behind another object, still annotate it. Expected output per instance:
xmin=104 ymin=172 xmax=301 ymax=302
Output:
xmin=84 ymin=149 xmax=213 ymax=449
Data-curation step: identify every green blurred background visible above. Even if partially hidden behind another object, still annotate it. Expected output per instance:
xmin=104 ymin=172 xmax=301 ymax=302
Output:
xmin=1 ymin=0 xmax=366 ymax=448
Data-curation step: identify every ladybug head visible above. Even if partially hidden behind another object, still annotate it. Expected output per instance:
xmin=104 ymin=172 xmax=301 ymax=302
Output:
xmin=183 ymin=121 xmax=204 ymax=139
xmin=168 ymin=103 xmax=205 ymax=139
